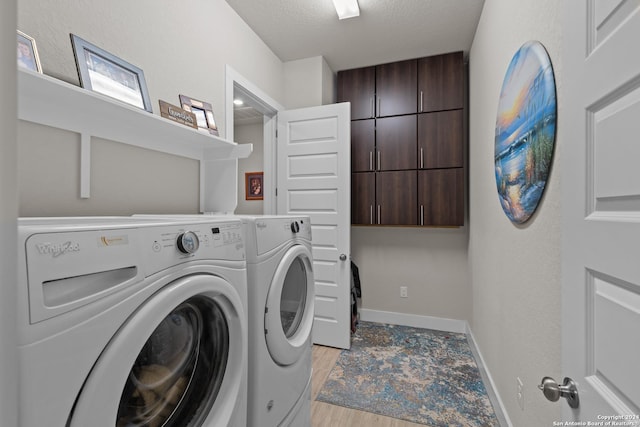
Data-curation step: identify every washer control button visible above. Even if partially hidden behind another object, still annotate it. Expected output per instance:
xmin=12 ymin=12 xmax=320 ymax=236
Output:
xmin=290 ymin=221 xmax=300 ymax=233
xmin=176 ymin=231 xmax=199 ymax=254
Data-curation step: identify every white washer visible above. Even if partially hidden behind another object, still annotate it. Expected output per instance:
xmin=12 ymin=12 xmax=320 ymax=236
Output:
xmin=17 ymin=216 xmax=248 ymax=427
xmin=134 ymin=214 xmax=315 ymax=427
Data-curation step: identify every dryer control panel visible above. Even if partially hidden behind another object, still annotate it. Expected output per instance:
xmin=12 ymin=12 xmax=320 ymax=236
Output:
xmin=253 ymin=216 xmax=311 ymax=256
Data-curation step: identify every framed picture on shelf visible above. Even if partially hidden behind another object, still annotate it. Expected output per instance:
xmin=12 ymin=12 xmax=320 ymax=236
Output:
xmin=70 ymin=34 xmax=152 ymax=112
xmin=17 ymin=30 xmax=42 ymax=73
xmin=179 ymin=94 xmax=219 ymax=136
xmin=245 ymin=172 xmax=264 ymax=200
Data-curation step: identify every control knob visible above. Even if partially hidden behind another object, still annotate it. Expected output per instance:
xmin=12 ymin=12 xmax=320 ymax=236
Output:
xmin=290 ymin=221 xmax=300 ymax=233
xmin=176 ymin=231 xmax=199 ymax=254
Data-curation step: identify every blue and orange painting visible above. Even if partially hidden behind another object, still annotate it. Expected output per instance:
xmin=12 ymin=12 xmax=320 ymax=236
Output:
xmin=495 ymin=41 xmax=556 ymax=224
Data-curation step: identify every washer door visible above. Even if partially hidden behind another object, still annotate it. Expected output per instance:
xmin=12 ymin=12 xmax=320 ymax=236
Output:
xmin=264 ymin=244 xmax=314 ymax=366
xmin=69 ymin=274 xmax=245 ymax=427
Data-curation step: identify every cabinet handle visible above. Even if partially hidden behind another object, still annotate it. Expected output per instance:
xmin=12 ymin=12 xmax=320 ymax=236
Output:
xmin=420 ymin=91 xmax=424 ymax=113
xmin=420 ymin=205 xmax=424 ymax=226
xmin=369 ymin=151 xmax=373 ymax=171
xmin=377 ymin=151 xmax=381 ymax=170
xmin=370 ymin=205 xmax=373 ymax=225
xmin=370 ymin=97 xmax=374 ymax=118
xmin=377 ymin=205 xmax=381 ymax=225
xmin=377 ymin=98 xmax=381 ymax=117
xmin=420 ymin=147 xmax=424 ymax=169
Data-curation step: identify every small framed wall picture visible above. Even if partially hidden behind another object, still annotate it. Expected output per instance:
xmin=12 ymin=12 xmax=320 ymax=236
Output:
xmin=70 ymin=34 xmax=152 ymax=112
xmin=245 ymin=172 xmax=264 ymax=200
xmin=17 ymin=30 xmax=42 ymax=73
xmin=179 ymin=94 xmax=219 ymax=136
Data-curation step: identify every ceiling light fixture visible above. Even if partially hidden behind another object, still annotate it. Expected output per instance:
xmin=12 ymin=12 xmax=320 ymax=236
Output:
xmin=332 ymin=0 xmax=360 ymax=20
xmin=233 ymin=99 xmax=244 ymax=106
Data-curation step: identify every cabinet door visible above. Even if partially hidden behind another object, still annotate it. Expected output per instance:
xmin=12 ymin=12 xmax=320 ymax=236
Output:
xmin=337 ymin=67 xmax=375 ymax=120
xmin=376 ymin=59 xmax=417 ymax=117
xmin=418 ymin=169 xmax=464 ymax=226
xmin=418 ymin=52 xmax=464 ymax=112
xmin=351 ymin=172 xmax=375 ymax=225
xmin=376 ymin=171 xmax=417 ymax=225
xmin=376 ymin=115 xmax=417 ymax=171
xmin=351 ymin=119 xmax=375 ymax=172
xmin=418 ymin=110 xmax=463 ymax=169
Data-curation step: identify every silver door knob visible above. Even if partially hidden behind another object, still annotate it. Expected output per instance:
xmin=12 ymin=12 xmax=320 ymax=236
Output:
xmin=339 ymin=254 xmax=347 ymax=261
xmin=538 ymin=376 xmax=580 ymax=408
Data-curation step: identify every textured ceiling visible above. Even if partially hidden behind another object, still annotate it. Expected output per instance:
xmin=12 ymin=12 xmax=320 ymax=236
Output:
xmin=225 ymin=0 xmax=485 ymax=72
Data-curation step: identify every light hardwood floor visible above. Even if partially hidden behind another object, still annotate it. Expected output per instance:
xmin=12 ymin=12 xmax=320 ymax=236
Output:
xmin=311 ymin=345 xmax=426 ymax=427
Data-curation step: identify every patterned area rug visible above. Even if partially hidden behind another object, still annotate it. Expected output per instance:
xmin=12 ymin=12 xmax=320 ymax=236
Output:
xmin=316 ymin=322 xmax=499 ymax=426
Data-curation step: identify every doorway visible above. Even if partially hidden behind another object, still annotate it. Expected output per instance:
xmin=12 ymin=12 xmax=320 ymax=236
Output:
xmin=224 ymin=65 xmax=283 ymax=214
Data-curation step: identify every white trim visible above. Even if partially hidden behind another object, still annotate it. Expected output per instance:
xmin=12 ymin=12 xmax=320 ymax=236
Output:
xmin=359 ymin=308 xmax=467 ymax=334
xmin=466 ymin=326 xmax=513 ymax=427
xmin=224 ymin=65 xmax=284 ymax=215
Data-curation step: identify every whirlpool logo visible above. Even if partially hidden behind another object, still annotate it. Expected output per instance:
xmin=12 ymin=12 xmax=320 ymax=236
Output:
xmin=36 ymin=241 xmax=80 ymax=257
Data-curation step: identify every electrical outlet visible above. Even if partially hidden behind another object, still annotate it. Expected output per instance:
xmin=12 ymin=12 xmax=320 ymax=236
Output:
xmin=517 ymin=377 xmax=524 ymax=410
xmin=400 ymin=286 xmax=408 ymax=298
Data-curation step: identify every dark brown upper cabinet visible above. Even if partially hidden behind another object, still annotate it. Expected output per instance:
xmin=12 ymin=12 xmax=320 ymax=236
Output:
xmin=351 ymin=119 xmax=375 ymax=172
xmin=418 ymin=110 xmax=463 ymax=169
xmin=376 ymin=115 xmax=417 ymax=171
xmin=376 ymin=59 xmax=417 ymax=117
xmin=337 ymin=66 xmax=376 ymax=120
xmin=377 ymin=171 xmax=417 ymax=226
xmin=418 ymin=51 xmax=464 ymax=113
xmin=418 ymin=168 xmax=464 ymax=226
xmin=351 ymin=172 xmax=376 ymax=225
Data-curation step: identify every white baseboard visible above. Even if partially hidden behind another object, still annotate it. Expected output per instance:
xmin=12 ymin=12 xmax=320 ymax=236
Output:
xmin=465 ymin=325 xmax=513 ymax=427
xmin=357 ymin=308 xmax=511 ymax=427
xmin=358 ymin=309 xmax=467 ymax=334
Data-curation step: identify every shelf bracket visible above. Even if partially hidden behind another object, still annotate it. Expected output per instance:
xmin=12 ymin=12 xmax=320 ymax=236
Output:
xmin=80 ymin=133 xmax=91 ymax=199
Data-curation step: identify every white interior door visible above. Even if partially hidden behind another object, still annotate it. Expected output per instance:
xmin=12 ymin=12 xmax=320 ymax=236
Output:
xmin=562 ymin=1 xmax=640 ymax=421
xmin=276 ymin=103 xmax=351 ymax=350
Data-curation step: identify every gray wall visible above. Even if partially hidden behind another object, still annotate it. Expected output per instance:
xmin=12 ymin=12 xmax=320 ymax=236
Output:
xmin=1 ymin=0 xmax=18 ymax=424
xmin=468 ymin=0 xmax=562 ymax=425
xmin=17 ymin=0 xmax=286 ymax=216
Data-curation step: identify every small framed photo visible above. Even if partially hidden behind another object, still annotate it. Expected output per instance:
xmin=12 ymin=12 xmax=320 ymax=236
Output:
xmin=17 ymin=30 xmax=42 ymax=73
xmin=245 ymin=172 xmax=264 ymax=200
xmin=179 ymin=94 xmax=219 ymax=136
xmin=70 ymin=34 xmax=152 ymax=112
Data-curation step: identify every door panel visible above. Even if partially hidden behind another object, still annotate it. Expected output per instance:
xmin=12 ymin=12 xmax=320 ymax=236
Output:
xmin=563 ymin=1 xmax=640 ymax=421
xmin=376 ymin=171 xmax=417 ymax=225
xmin=376 ymin=59 xmax=417 ymax=117
xmin=418 ymin=169 xmax=464 ymax=226
xmin=376 ymin=115 xmax=417 ymax=171
xmin=351 ymin=172 xmax=375 ymax=225
xmin=277 ymin=103 xmax=351 ymax=350
xmin=418 ymin=110 xmax=464 ymax=169
xmin=337 ymin=67 xmax=375 ymax=120
xmin=418 ymin=51 xmax=464 ymax=113
xmin=351 ymin=119 xmax=375 ymax=172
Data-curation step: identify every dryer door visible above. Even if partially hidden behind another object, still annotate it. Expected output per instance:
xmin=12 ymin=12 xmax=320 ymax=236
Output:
xmin=264 ymin=244 xmax=314 ymax=366
xmin=69 ymin=274 xmax=246 ymax=427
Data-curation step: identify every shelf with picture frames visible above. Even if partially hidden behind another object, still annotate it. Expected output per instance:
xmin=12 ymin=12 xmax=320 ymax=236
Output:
xmin=17 ymin=69 xmax=252 ymax=212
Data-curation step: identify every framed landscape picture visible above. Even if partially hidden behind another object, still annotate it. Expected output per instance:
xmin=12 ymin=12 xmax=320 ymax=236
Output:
xmin=71 ymin=34 xmax=152 ymax=112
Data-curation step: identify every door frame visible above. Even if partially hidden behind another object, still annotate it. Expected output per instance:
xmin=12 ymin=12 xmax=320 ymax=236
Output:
xmin=225 ymin=65 xmax=284 ymax=214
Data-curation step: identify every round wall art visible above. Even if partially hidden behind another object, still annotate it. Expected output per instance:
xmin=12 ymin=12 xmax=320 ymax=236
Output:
xmin=494 ymin=41 xmax=557 ymax=224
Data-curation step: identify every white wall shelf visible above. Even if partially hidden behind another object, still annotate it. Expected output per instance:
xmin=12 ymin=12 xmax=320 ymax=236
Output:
xmin=17 ymin=69 xmax=252 ymax=212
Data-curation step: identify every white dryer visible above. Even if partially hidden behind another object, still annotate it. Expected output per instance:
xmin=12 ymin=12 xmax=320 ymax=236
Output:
xmin=17 ymin=216 xmax=248 ymax=427
xmin=241 ymin=215 xmax=314 ymax=427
